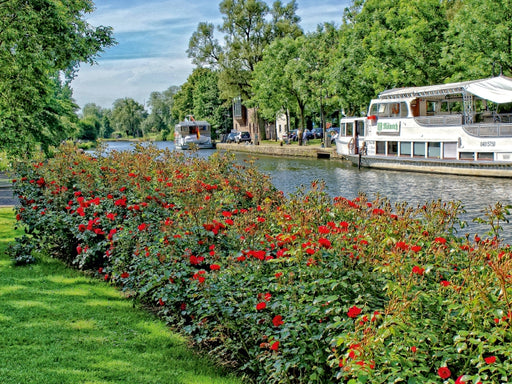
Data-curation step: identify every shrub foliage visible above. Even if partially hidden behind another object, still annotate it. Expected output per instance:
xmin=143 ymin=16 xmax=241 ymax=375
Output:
xmin=10 ymin=143 xmax=512 ymax=383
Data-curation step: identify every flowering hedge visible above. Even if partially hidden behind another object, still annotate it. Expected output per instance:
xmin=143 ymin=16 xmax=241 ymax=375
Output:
xmin=10 ymin=143 xmax=512 ymax=383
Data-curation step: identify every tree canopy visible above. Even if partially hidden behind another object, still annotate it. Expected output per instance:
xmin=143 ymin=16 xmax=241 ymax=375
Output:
xmin=0 ymin=0 xmax=114 ymax=156
xmin=187 ymin=0 xmax=303 ymax=101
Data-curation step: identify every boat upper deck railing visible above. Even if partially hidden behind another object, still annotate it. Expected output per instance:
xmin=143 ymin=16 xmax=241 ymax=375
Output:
xmin=414 ymin=115 xmax=462 ymax=126
xmin=463 ymin=123 xmax=512 ymax=137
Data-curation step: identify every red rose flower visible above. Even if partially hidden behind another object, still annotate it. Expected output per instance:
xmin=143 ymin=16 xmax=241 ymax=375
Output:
xmin=256 ymin=302 xmax=266 ymax=311
xmin=210 ymin=264 xmax=220 ymax=271
xmin=435 ymin=237 xmax=447 ymax=244
xmin=484 ymin=356 xmax=496 ymax=364
xmin=437 ymin=366 xmax=451 ymax=379
xmin=270 ymin=341 xmax=279 ymax=351
xmin=318 ymin=237 xmax=332 ymax=248
xmin=347 ymin=305 xmax=362 ymax=318
xmin=272 ymin=315 xmax=284 ymax=327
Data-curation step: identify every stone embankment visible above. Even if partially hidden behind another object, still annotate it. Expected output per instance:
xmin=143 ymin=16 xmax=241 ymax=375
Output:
xmin=216 ymin=142 xmax=343 ymax=159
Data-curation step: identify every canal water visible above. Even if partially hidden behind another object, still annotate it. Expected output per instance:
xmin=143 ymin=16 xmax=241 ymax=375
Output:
xmin=98 ymin=141 xmax=512 ymax=242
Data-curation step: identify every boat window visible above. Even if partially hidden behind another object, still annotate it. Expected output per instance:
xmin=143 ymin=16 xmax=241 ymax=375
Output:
xmin=376 ymin=141 xmax=386 ymax=154
xmin=459 ymin=152 xmax=474 ymax=160
xmin=370 ymin=103 xmax=391 ymax=117
xmin=427 ymin=101 xmax=437 ymax=115
xmin=400 ymin=102 xmax=408 ymax=117
xmin=413 ymin=142 xmax=425 ymax=157
xmin=443 ymin=142 xmax=457 ymax=159
xmin=450 ymin=101 xmax=462 ymax=112
xmin=440 ymin=101 xmax=450 ymax=113
xmin=477 ymin=152 xmax=494 ymax=161
xmin=400 ymin=142 xmax=411 ymax=156
xmin=340 ymin=123 xmax=346 ymax=136
xmin=356 ymin=120 xmax=365 ymax=137
xmin=346 ymin=122 xmax=353 ymax=137
xmin=387 ymin=141 xmax=398 ymax=155
xmin=370 ymin=102 xmax=407 ymax=118
xmin=427 ymin=142 xmax=441 ymax=158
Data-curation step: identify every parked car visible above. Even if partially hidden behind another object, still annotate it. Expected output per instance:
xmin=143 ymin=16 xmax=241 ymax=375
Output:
xmin=225 ymin=131 xmax=239 ymax=143
xmin=311 ymin=127 xmax=323 ymax=139
xmin=236 ymin=131 xmax=251 ymax=144
xmin=303 ymin=129 xmax=315 ymax=140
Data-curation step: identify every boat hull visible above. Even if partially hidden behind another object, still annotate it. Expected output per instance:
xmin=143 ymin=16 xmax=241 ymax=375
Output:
xmin=175 ymin=136 xmax=215 ymax=150
xmin=178 ymin=142 xmax=215 ymax=150
xmin=346 ymin=154 xmax=512 ymax=178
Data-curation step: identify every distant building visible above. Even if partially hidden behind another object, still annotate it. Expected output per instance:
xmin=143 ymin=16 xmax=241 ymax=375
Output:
xmin=232 ymin=97 xmax=262 ymax=144
xmin=275 ymin=112 xmax=288 ymax=141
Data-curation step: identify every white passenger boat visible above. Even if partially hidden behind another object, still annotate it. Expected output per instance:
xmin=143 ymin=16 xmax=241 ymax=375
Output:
xmin=174 ymin=117 xmax=215 ymax=149
xmin=337 ymin=76 xmax=512 ymax=177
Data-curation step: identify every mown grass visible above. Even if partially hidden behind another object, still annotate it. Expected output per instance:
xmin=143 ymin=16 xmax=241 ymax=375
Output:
xmin=0 ymin=207 xmax=243 ymax=384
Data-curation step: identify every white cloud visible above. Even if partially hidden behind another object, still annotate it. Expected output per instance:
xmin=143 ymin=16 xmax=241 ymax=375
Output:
xmin=72 ymin=0 xmax=350 ymax=110
xmin=89 ymin=0 xmax=221 ymax=34
xmin=297 ymin=3 xmax=344 ymax=31
xmin=72 ymin=56 xmax=192 ymax=109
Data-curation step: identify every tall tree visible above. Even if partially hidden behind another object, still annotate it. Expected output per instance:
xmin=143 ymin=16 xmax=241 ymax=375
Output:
xmin=252 ymin=35 xmax=314 ymax=144
xmin=78 ymin=103 xmax=105 ymax=140
xmin=442 ymin=0 xmax=512 ymax=80
xmin=0 ymin=0 xmax=115 ymax=156
xmin=111 ymin=98 xmax=147 ymax=138
xmin=187 ymin=0 xmax=302 ymax=101
xmin=144 ymin=86 xmax=179 ymax=140
xmin=332 ymin=0 xmax=448 ymax=115
xmin=307 ymin=24 xmax=340 ymax=135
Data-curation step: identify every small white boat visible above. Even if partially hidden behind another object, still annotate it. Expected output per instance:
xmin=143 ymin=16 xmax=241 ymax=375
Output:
xmin=174 ymin=116 xmax=215 ymax=149
xmin=336 ymin=76 xmax=512 ymax=177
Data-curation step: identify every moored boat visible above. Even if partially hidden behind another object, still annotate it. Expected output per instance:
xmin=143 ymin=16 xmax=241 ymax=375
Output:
xmin=174 ymin=116 xmax=215 ymax=149
xmin=336 ymin=76 xmax=512 ymax=177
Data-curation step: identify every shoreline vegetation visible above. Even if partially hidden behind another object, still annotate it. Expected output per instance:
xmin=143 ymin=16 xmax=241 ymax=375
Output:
xmin=5 ymin=143 xmax=512 ymax=383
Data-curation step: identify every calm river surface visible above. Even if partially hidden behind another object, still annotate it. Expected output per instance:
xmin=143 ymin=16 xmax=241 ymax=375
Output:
xmin=100 ymin=141 xmax=512 ymax=242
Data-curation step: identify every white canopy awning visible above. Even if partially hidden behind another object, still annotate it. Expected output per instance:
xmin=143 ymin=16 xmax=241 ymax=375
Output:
xmin=465 ymin=76 xmax=512 ymax=104
xmin=379 ymin=75 xmax=512 ymax=103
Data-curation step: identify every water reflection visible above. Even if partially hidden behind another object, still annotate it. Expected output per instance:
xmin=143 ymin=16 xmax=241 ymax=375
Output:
xmin=96 ymin=141 xmax=512 ymax=242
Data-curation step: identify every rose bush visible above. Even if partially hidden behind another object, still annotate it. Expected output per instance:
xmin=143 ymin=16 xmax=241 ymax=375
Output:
xmin=10 ymin=143 xmax=512 ymax=383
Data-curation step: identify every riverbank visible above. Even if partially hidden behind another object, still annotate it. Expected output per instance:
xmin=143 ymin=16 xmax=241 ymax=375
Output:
xmin=216 ymin=142 xmax=344 ymax=159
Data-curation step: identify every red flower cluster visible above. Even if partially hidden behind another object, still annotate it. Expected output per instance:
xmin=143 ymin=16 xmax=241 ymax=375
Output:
xmin=347 ymin=305 xmax=362 ymax=318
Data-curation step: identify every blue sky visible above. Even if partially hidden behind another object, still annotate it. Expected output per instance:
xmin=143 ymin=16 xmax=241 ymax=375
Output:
xmin=71 ymin=0 xmax=350 ymax=109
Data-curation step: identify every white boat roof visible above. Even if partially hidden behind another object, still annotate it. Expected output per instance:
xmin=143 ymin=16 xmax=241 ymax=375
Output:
xmin=176 ymin=120 xmax=210 ymax=127
xmin=378 ymin=75 xmax=512 ymax=104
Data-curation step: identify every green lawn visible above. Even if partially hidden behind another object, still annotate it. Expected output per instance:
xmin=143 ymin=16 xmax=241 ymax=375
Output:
xmin=0 ymin=207 xmax=243 ymax=384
